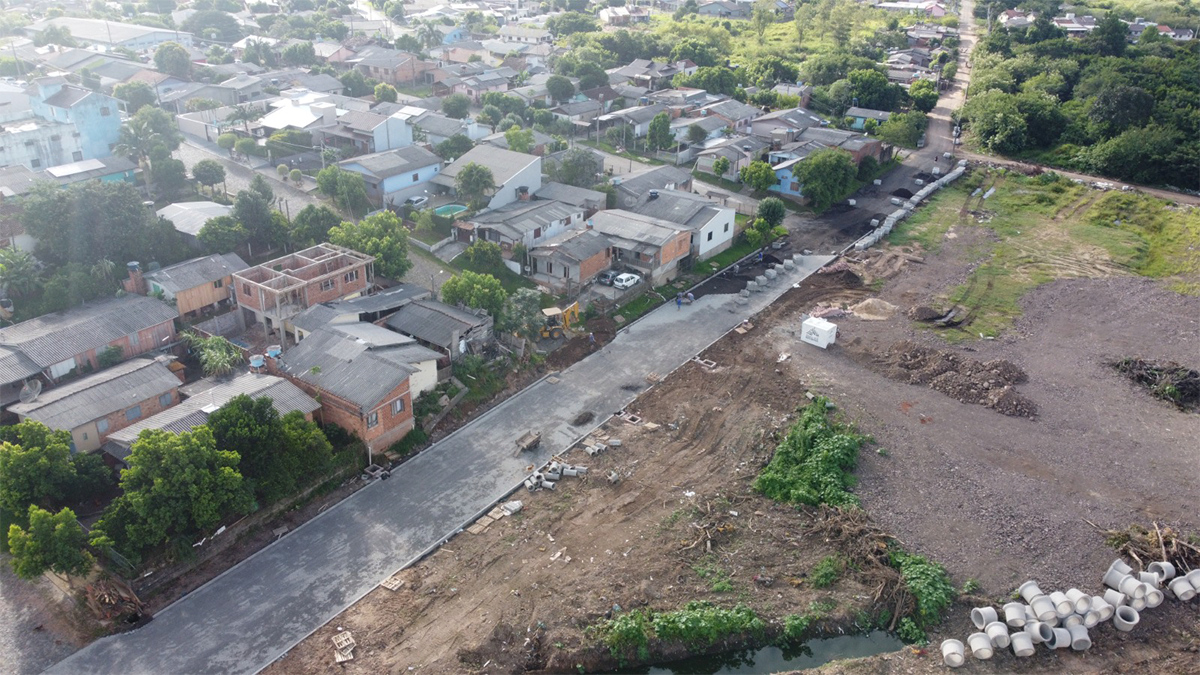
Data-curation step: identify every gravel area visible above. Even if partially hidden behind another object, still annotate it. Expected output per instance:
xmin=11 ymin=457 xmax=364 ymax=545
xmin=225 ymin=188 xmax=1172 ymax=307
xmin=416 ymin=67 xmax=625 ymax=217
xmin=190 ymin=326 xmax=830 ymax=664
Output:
xmin=0 ymin=560 xmax=86 ymax=675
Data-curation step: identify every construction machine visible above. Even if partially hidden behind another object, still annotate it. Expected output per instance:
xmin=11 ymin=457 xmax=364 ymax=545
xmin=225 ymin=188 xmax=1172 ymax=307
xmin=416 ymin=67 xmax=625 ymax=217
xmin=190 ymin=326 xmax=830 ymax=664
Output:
xmin=540 ymin=301 xmax=579 ymax=340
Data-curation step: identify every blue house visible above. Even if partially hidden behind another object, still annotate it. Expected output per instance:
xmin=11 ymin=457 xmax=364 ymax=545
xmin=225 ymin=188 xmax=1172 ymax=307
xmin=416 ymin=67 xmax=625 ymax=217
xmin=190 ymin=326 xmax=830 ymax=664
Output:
xmin=339 ymin=145 xmax=444 ymax=208
xmin=845 ymin=106 xmax=891 ymax=131
xmin=769 ymin=157 xmax=804 ymax=198
xmin=437 ymin=25 xmax=469 ymax=45
xmin=28 ymin=77 xmax=122 ymax=162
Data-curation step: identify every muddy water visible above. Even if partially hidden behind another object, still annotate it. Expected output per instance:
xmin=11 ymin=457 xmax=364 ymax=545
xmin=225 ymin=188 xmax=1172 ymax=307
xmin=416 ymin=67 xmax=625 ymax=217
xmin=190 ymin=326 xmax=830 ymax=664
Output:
xmin=635 ymin=632 xmax=904 ymax=674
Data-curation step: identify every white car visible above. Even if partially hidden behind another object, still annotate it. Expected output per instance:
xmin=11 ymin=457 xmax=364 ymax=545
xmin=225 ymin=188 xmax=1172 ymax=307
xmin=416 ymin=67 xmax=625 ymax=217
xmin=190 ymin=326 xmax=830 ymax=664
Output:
xmin=405 ymin=195 xmax=429 ymax=208
xmin=613 ymin=273 xmax=641 ymax=290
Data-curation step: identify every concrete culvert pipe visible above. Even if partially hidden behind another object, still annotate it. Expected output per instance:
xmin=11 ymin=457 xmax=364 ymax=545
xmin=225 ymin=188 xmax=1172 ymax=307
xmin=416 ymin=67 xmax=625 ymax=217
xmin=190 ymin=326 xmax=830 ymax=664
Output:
xmin=1049 ymin=591 xmax=1073 ymax=617
xmin=1067 ymin=624 xmax=1092 ymax=651
xmin=1167 ymin=576 xmax=1196 ymax=601
xmin=941 ymin=639 xmax=965 ymax=667
xmin=1103 ymin=589 xmax=1128 ymax=608
xmin=1091 ymin=596 xmax=1115 ymax=622
xmin=1018 ymin=580 xmax=1044 ymax=602
xmin=1030 ymin=595 xmax=1058 ymax=622
xmin=1083 ymin=609 xmax=1101 ymax=628
xmin=1117 ymin=575 xmax=1147 ymax=599
xmin=1049 ymin=627 xmax=1072 ymax=650
xmin=986 ymin=621 xmax=1010 ymax=648
xmin=971 ymin=606 xmax=998 ymax=629
xmin=1025 ymin=621 xmax=1053 ymax=644
xmin=1062 ymin=613 xmax=1083 ymax=628
xmin=1103 ymin=566 xmax=1128 ymax=590
xmin=1065 ymin=588 xmax=1091 ymax=613
xmin=1145 ymin=587 xmax=1164 ymax=608
xmin=1138 ymin=571 xmax=1161 ymax=588
xmin=1185 ymin=569 xmax=1200 ymax=588
xmin=1113 ymin=605 xmax=1140 ymax=632
xmin=1129 ymin=595 xmax=1148 ymax=611
xmin=1148 ymin=561 xmax=1176 ymax=581
xmin=967 ymin=632 xmax=994 ymax=660
xmin=1109 ymin=559 xmax=1134 ymax=576
xmin=1010 ymin=630 xmax=1035 ymax=657
xmin=1003 ymin=602 xmax=1027 ymax=627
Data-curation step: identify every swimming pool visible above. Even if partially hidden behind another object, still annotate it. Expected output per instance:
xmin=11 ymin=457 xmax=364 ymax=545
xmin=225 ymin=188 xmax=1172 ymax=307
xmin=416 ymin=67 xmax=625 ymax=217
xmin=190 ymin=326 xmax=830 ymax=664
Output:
xmin=434 ymin=204 xmax=468 ymax=217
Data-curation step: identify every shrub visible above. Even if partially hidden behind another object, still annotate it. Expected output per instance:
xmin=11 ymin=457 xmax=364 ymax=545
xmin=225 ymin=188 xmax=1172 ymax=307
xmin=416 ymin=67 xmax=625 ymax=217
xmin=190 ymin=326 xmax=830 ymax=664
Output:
xmin=810 ymin=554 xmax=845 ymax=588
xmin=889 ymin=549 xmax=955 ymax=627
xmin=753 ymin=397 xmax=867 ymax=507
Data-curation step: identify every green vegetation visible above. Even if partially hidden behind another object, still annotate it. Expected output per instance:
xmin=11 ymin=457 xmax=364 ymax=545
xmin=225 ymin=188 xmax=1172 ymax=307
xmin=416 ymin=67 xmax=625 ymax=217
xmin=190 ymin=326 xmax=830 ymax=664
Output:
xmin=328 ymin=211 xmax=413 ymax=280
xmin=888 ymin=549 xmax=955 ymax=643
xmin=692 ymin=169 xmax=742 ymax=193
xmin=592 ymin=602 xmax=765 ymax=665
xmin=692 ymin=555 xmax=734 ymax=592
xmin=810 ymin=554 xmax=846 ymax=588
xmin=753 ymin=396 xmax=868 ymax=507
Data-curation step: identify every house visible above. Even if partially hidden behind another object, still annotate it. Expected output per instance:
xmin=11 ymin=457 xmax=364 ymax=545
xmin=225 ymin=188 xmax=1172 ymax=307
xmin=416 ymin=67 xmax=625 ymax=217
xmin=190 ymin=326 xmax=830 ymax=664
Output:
xmin=409 ymin=110 xmax=487 ymax=145
xmin=0 ymin=77 xmax=123 ymax=171
xmin=767 ymin=127 xmax=884 ymax=198
xmin=694 ymin=136 xmax=771 ymax=180
xmin=157 ymin=202 xmax=232 ymax=250
xmin=647 ymin=87 xmax=721 ymax=112
xmin=0 ymin=295 xmax=179 ymax=407
xmin=232 ymin=244 xmax=376 ymax=335
xmin=772 ymin=83 xmax=813 ymax=107
xmin=290 ymin=284 xmax=432 ymax=340
xmin=338 ymin=145 xmax=443 ymax=207
xmin=598 ymin=5 xmax=651 ymax=24
xmin=431 ymin=145 xmax=542 ymax=210
xmin=607 ymin=60 xmax=698 ymax=90
xmin=347 ymin=47 xmax=435 ymax=86
xmin=670 ymin=115 xmax=728 ymax=144
xmin=123 ymin=254 xmax=250 ymax=318
xmin=596 ymin=102 xmax=667 ymax=138
xmin=313 ymin=40 xmax=356 ymax=63
xmin=587 ymin=210 xmax=692 ymax=285
xmin=698 ymin=99 xmax=763 ymax=133
xmin=614 ymin=164 xmax=693 ymax=201
xmin=36 ymin=156 xmax=136 ymax=188
xmin=550 ymin=99 xmax=604 ymax=124
xmin=749 ymin=107 xmax=824 ymax=141
xmin=9 ymin=357 xmax=181 ymax=453
xmin=460 ymin=199 xmax=583 ymax=250
xmin=528 ymin=228 xmax=613 ymax=292
xmin=887 ymin=48 xmax=933 ymax=68
xmin=498 ymin=24 xmax=553 ymax=44
xmin=877 ymin=0 xmax=946 ymax=17
xmin=998 ymin=9 xmax=1035 ymax=28
xmin=480 ymin=127 xmax=554 ymax=155
xmin=102 ymin=372 xmax=319 ymax=464
xmin=1054 ymin=13 xmax=1099 ymax=35
xmin=385 ymin=298 xmax=494 ymax=361
xmin=845 ymin=106 xmax=892 ymax=130
xmin=534 ymin=182 xmax=606 ymax=214
xmin=25 ymin=17 xmax=194 ymax=49
xmin=314 ymin=109 xmax=415 ymax=155
xmin=906 ymin=23 xmax=958 ymax=46
xmin=433 ymin=24 xmax=469 ymax=45
xmin=697 ymin=0 xmax=748 ymax=18
xmin=628 ymin=189 xmax=735 ymax=260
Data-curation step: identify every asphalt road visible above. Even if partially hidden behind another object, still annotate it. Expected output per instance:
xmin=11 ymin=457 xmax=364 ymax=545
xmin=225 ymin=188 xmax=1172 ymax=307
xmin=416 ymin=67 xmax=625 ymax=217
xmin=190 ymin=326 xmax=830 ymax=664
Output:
xmin=45 ymin=255 xmax=834 ymax=675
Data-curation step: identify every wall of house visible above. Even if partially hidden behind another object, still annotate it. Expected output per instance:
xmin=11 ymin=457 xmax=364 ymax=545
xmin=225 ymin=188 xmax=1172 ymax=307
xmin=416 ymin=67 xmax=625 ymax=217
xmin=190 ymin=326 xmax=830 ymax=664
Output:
xmin=372 ymin=115 xmax=414 ymax=153
xmin=42 ymin=91 xmax=122 ymax=161
xmin=770 ymin=166 xmax=804 ymax=197
xmin=297 ymin=376 xmax=414 ymax=454
xmin=409 ymin=358 xmax=438 ymax=395
xmin=694 ymin=208 xmax=735 ymax=259
xmin=487 ymin=159 xmax=543 ymax=210
xmin=167 ymin=277 xmax=235 ymax=316
xmin=578 ymin=247 xmax=612 ymax=282
xmin=0 ymin=123 xmax=88 ymax=170
xmin=66 ymin=387 xmax=179 ymax=453
xmin=377 ymin=162 xmax=441 ymax=205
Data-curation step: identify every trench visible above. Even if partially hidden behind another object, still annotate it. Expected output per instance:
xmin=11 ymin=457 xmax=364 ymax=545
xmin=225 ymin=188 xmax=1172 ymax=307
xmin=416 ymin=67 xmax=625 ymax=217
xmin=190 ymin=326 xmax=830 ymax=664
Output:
xmin=629 ymin=632 xmax=904 ymax=674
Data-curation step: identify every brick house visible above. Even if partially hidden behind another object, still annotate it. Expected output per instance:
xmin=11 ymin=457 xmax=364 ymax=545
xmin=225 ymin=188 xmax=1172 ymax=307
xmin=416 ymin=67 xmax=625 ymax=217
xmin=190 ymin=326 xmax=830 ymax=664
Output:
xmin=0 ymin=294 xmax=179 ymax=408
xmin=232 ymin=244 xmax=375 ymax=338
xmin=8 ymin=356 xmax=181 ymax=453
xmin=528 ymin=228 xmax=613 ymax=293
xmin=587 ymin=210 xmax=692 ymax=285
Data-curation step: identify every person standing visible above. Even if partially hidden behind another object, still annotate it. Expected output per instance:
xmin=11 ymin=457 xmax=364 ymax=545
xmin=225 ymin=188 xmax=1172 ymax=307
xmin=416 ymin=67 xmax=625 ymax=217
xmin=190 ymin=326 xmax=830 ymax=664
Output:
xmin=676 ymin=293 xmax=683 ymax=310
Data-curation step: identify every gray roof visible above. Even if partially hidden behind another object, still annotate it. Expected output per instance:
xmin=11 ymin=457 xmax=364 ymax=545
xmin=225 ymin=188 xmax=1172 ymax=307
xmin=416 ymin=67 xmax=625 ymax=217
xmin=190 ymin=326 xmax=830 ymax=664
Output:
xmin=414 ymin=112 xmax=469 ymax=138
xmin=279 ymin=326 xmax=420 ymax=410
xmin=0 ymin=295 xmax=178 ymax=372
xmin=105 ymin=373 xmax=319 ymax=454
xmin=629 ymin=189 xmax=724 ymax=230
xmin=534 ymin=182 xmax=605 ymax=208
xmin=531 ymin=228 xmax=611 ymax=263
xmin=845 ymin=106 xmax=892 ymax=122
xmin=292 ymin=285 xmax=431 ymax=332
xmin=0 ymin=346 xmax=41 ymax=384
xmin=701 ymin=99 xmax=762 ymax=122
xmin=587 ymin=210 xmax=686 ymax=251
xmin=470 ymin=200 xmax=580 ymax=240
xmin=157 ymin=201 xmax=233 ymax=237
xmin=481 ymin=128 xmax=553 ymax=151
xmin=339 ymin=145 xmax=442 ymax=180
xmin=602 ymin=102 xmax=665 ymax=125
xmin=615 ymin=164 xmax=691 ymax=199
xmin=145 ymin=253 xmax=249 ymax=295
xmin=336 ymin=109 xmax=389 ymax=132
xmin=386 ymin=299 xmax=490 ymax=350
xmin=8 ymin=357 xmax=178 ymax=430
xmin=672 ymin=115 xmax=728 ymax=133
xmin=432 ymin=145 xmax=540 ymax=189
xmin=42 ymin=86 xmax=93 ymax=108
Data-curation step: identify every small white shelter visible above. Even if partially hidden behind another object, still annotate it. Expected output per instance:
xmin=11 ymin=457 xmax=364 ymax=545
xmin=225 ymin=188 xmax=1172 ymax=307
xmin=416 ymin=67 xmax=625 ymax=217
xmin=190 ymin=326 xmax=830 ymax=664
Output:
xmin=801 ymin=317 xmax=838 ymax=349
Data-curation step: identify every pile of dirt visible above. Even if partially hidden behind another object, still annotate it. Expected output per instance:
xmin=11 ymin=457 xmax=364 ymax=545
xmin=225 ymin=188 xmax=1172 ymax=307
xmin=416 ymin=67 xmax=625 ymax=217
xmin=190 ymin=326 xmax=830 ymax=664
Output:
xmin=1111 ymin=358 xmax=1200 ymax=412
xmin=874 ymin=341 xmax=1037 ymax=417
xmin=850 ymin=298 xmax=898 ymax=320
xmin=908 ymin=305 xmax=942 ymax=321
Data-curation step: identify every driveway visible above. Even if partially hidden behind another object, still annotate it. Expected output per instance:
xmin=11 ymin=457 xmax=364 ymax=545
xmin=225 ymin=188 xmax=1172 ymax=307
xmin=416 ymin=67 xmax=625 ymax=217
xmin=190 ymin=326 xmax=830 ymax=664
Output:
xmin=46 ymin=256 xmax=834 ymax=675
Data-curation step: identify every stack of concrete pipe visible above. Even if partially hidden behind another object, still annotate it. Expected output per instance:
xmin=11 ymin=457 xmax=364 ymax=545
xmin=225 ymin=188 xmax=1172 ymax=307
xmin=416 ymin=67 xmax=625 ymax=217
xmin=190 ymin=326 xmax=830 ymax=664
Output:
xmin=524 ymin=460 xmax=588 ymax=492
xmin=941 ymin=559 xmax=1200 ymax=667
xmin=852 ymin=165 xmax=968 ymax=251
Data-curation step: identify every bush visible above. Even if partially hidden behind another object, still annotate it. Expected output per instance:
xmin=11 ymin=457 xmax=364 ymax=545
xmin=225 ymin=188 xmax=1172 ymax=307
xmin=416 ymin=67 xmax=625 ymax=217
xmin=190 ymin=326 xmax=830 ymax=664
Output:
xmin=385 ymin=426 xmax=428 ymax=459
xmin=810 ymin=554 xmax=845 ymax=588
xmin=753 ymin=397 xmax=867 ymax=507
xmin=889 ymin=549 xmax=955 ymax=628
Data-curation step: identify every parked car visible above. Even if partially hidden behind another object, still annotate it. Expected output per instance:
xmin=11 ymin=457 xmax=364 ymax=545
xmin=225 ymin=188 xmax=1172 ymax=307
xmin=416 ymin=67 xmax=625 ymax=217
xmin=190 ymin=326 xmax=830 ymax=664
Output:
xmin=613 ymin=273 xmax=642 ymax=290
xmin=405 ymin=195 xmax=429 ymax=208
xmin=596 ymin=270 xmax=617 ymax=286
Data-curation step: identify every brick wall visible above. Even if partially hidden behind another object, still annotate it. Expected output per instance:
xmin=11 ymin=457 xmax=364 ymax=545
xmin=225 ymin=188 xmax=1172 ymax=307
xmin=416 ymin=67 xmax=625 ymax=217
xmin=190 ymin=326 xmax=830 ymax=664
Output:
xmin=72 ymin=386 xmax=179 ymax=453
xmin=578 ymin=248 xmax=612 ymax=282
xmin=272 ymin=363 xmax=415 ymax=455
xmin=75 ymin=319 xmax=177 ymax=372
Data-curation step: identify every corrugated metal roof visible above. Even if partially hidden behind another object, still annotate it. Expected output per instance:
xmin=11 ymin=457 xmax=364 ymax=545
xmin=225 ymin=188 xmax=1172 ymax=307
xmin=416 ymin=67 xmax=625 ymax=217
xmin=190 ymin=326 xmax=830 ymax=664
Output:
xmin=470 ymin=200 xmax=580 ymax=240
xmin=330 ymin=322 xmax=413 ymax=346
xmin=339 ymin=145 xmax=441 ymax=180
xmin=157 ymin=201 xmax=232 ymax=237
xmin=8 ymin=358 xmax=179 ymax=430
xmin=0 ymin=345 xmax=42 ymax=384
xmin=386 ymin=299 xmax=490 ymax=349
xmin=145 ymin=253 xmax=249 ymax=294
xmin=278 ymin=328 xmax=415 ymax=410
xmin=0 ymin=295 xmax=178 ymax=369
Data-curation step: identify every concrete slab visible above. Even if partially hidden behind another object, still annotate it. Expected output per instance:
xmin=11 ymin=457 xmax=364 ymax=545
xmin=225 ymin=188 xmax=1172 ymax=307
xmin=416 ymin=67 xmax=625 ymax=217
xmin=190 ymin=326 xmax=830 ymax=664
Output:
xmin=45 ymin=256 xmax=835 ymax=675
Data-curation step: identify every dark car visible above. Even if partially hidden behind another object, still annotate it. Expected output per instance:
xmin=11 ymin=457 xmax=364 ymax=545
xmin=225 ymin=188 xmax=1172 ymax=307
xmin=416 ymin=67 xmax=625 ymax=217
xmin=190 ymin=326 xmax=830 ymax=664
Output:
xmin=596 ymin=270 xmax=617 ymax=286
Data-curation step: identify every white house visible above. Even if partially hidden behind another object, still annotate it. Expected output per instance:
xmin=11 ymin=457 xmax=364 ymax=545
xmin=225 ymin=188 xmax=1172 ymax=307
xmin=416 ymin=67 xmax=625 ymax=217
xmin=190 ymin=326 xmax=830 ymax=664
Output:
xmin=431 ymin=145 xmax=542 ymax=210
xmin=628 ymin=189 xmax=735 ymax=260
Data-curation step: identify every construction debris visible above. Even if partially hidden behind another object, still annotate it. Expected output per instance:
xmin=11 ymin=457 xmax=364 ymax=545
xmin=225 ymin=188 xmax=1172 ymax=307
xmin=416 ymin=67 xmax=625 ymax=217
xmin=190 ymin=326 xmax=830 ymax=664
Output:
xmin=332 ymin=631 xmax=356 ymax=663
xmin=874 ymin=341 xmax=1037 ymax=417
xmin=1111 ymin=358 xmax=1200 ymax=412
xmin=380 ymin=574 xmax=405 ymax=591
xmin=85 ymin=576 xmax=146 ymax=622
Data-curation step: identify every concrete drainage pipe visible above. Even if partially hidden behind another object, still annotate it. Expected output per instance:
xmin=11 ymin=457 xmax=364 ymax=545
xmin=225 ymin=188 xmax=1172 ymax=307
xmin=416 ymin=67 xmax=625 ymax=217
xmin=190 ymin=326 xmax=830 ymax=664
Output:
xmin=1113 ymin=605 xmax=1140 ymax=632
xmin=1049 ymin=591 xmax=1074 ymax=618
xmin=1102 ymin=589 xmax=1128 ymax=608
xmin=1061 ymin=613 xmax=1083 ymax=629
xmin=1067 ymin=624 xmax=1092 ymax=651
xmin=1116 ymin=575 xmax=1147 ymax=599
xmin=967 ymin=632 xmax=994 ymax=660
xmin=1091 ymin=596 xmax=1115 ymax=622
xmin=985 ymin=621 xmax=1010 ymax=648
xmin=1167 ymin=576 xmax=1196 ymax=601
xmin=1029 ymin=595 xmax=1058 ymax=623
xmin=1148 ymin=561 xmax=1176 ymax=581
xmin=1010 ymin=630 xmax=1035 ymax=657
xmin=1018 ymin=580 xmax=1044 ymax=603
xmin=970 ymin=606 xmax=998 ymax=629
xmin=1024 ymin=621 xmax=1053 ymax=644
xmin=1049 ymin=627 xmax=1072 ymax=650
xmin=1144 ymin=586 xmax=1164 ymax=608
xmin=1003 ymin=602 xmax=1027 ymax=628
xmin=1065 ymin=588 xmax=1091 ymax=614
xmin=941 ymin=639 xmax=965 ymax=667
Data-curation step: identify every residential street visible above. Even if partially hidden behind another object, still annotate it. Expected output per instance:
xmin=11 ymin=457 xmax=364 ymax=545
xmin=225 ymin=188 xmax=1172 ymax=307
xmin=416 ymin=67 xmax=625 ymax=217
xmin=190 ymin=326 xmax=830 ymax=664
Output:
xmin=45 ymin=255 xmax=834 ymax=675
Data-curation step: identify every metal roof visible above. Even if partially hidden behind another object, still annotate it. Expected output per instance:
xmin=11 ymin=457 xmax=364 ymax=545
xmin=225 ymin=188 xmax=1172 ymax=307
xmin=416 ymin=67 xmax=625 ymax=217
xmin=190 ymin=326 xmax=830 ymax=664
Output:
xmin=0 ymin=295 xmax=178 ymax=370
xmin=330 ymin=322 xmax=413 ymax=347
xmin=8 ymin=357 xmax=179 ymax=431
xmin=629 ymin=190 xmax=724 ymax=231
xmin=470 ymin=200 xmax=581 ymax=240
xmin=339 ymin=145 xmax=441 ymax=180
xmin=531 ymin=228 xmax=611 ymax=264
xmin=145 ymin=253 xmax=249 ymax=295
xmin=614 ymin=165 xmax=691 ymax=199
xmin=42 ymin=86 xmax=91 ymax=108
xmin=534 ymin=182 xmax=604 ymax=208
xmin=587 ymin=209 xmax=687 ymax=249
xmin=385 ymin=299 xmax=490 ymax=349
xmin=157 ymin=201 xmax=233 ymax=237
xmin=0 ymin=345 xmax=44 ymax=384
xmin=845 ymin=106 xmax=892 ymax=121
xmin=432 ymin=145 xmax=540 ymax=189
xmin=279 ymin=327 xmax=419 ymax=410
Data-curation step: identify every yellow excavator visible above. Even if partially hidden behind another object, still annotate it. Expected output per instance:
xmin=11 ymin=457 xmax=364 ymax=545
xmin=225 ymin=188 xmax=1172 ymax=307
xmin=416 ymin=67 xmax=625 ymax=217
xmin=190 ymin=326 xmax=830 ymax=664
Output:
xmin=540 ymin=301 xmax=580 ymax=340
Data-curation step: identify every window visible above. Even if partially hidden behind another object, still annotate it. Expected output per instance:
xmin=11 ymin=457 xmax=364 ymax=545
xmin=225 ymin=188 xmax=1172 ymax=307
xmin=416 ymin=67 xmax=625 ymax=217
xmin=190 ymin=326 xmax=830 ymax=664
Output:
xmin=24 ymin=140 xmax=34 ymax=146
xmin=320 ymin=279 xmax=335 ymax=291
xmin=213 ymin=279 xmax=223 ymax=289
xmin=243 ymin=282 xmax=251 ymax=295
xmin=546 ymin=262 xmax=553 ymax=274
xmin=533 ymin=227 xmax=542 ymax=239
xmin=411 ymin=173 xmax=419 ymax=182
xmin=343 ymin=269 xmax=359 ymax=283
xmin=72 ymin=131 xmax=81 ymax=137
xmin=159 ymin=392 xmax=172 ymax=407
xmin=97 ymin=419 xmax=109 ymax=433
xmin=366 ymin=411 xmax=379 ymax=428
xmin=100 ymin=106 xmax=111 ymax=116
xmin=724 ymin=222 xmax=730 ymax=232
xmin=391 ymin=398 xmax=405 ymax=415
xmin=707 ymin=231 xmax=713 ymax=241
xmin=72 ymin=151 xmax=82 ymax=161
xmin=83 ymin=432 xmax=88 ymax=440
xmin=30 ymin=159 xmax=40 ymax=168
xmin=125 ymin=405 xmax=142 ymax=421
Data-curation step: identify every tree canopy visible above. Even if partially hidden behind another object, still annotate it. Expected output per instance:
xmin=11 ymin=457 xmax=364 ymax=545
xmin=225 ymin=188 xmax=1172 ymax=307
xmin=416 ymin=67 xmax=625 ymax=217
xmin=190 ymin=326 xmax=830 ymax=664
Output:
xmin=7 ymin=506 xmax=93 ymax=579
xmin=328 ymin=211 xmax=413 ymax=279
xmin=454 ymin=162 xmax=496 ymax=210
xmin=442 ymin=93 xmax=472 ymax=119
xmin=113 ymin=81 xmax=156 ymax=113
xmin=316 ymin=166 xmax=371 ymax=217
xmin=153 ymin=42 xmax=192 ymax=78
xmin=440 ymin=270 xmax=507 ymax=317
xmin=796 ymin=148 xmax=856 ymax=212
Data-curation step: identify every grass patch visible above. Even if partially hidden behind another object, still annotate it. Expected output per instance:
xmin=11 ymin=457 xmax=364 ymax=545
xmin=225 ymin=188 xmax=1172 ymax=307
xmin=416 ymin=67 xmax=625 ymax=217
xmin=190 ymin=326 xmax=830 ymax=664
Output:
xmin=700 ymin=237 xmax=759 ymax=272
xmin=887 ymin=183 xmax=969 ymax=253
xmin=693 ymin=169 xmax=742 ymax=193
xmin=454 ymin=354 xmax=508 ymax=403
xmin=409 ymin=219 xmax=454 ymax=245
xmin=577 ymin=139 xmax=666 ymax=166
xmin=888 ymin=549 xmax=955 ymax=644
xmin=692 ymin=555 xmax=734 ymax=592
xmin=614 ymin=291 xmax=664 ymax=323
xmin=753 ymin=396 xmax=869 ymax=508
xmin=591 ymin=601 xmax=765 ymax=666
xmin=809 ymin=554 xmax=846 ymax=588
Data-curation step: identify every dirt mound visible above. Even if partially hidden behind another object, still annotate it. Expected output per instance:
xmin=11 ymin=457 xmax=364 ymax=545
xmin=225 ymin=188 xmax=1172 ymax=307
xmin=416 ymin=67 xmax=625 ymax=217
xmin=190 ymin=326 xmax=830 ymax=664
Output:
xmin=571 ymin=411 xmax=595 ymax=426
xmin=850 ymin=298 xmax=898 ymax=320
xmin=1112 ymin=358 xmax=1199 ymax=412
xmin=909 ymin=305 xmax=942 ymax=321
xmin=874 ymin=341 xmax=1037 ymax=417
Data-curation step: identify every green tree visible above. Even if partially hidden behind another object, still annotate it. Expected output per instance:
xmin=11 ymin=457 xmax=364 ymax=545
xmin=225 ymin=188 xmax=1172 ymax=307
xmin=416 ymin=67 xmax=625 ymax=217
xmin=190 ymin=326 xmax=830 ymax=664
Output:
xmin=235 ymin=137 xmax=260 ymax=158
xmin=181 ymin=9 xmax=244 ymax=42
xmin=328 ymin=211 xmax=413 ymax=279
xmin=847 ymin=68 xmax=900 ymax=111
xmin=1089 ymin=12 xmax=1126 ymax=57
xmin=115 ymin=107 xmax=183 ymax=200
xmin=338 ymin=69 xmax=375 ymax=97
xmin=454 ymin=162 xmax=496 ymax=210
xmin=151 ymin=158 xmax=189 ymax=198
xmin=113 ymin=81 xmax=157 ymax=113
xmin=0 ymin=248 xmax=42 ymax=299
xmin=153 ymin=41 xmax=192 ymax=78
xmin=546 ymin=75 xmax=575 ymax=104
xmin=0 ymin=422 xmax=76 ymax=514
xmin=671 ymin=38 xmax=719 ymax=68
xmin=504 ymin=125 xmax=535 ymax=153
xmin=856 ymin=155 xmax=879 ymax=181
xmin=755 ymin=197 xmax=786 ymax=227
xmin=875 ymin=111 xmax=928 ymax=148
xmin=7 ymin=506 xmax=93 ymax=580
xmin=289 ymin=204 xmax=341 ymax=246
xmin=198 ymin=215 xmax=248 ymax=253
xmin=464 ymin=240 xmax=503 ymax=268
xmin=908 ymin=79 xmax=938 ymax=113
xmin=962 ymin=91 xmax=1027 ymax=153
xmin=233 ymin=189 xmax=285 ymax=250
xmin=739 ymin=160 xmax=776 ymax=192
xmin=498 ymin=287 xmax=544 ymax=341
xmin=192 ymin=159 xmax=226 ymax=195
xmin=795 ymin=148 xmax=856 ymax=212
xmin=547 ymin=147 xmax=602 ymax=187
xmin=281 ymin=41 xmax=316 ymax=66
xmin=207 ymin=395 xmax=292 ymax=504
xmin=1088 ymin=85 xmax=1153 ymax=139
xmin=712 ymin=155 xmax=731 ymax=177
xmin=647 ymin=112 xmax=672 ymax=151
xmin=91 ymin=427 xmax=252 ymax=557
xmin=442 ymin=93 xmax=471 ymax=119
xmin=315 ymin=166 xmax=371 ymax=217
xmin=687 ymin=123 xmax=709 ymax=145
xmin=34 ymin=25 xmax=77 ymax=47
xmin=374 ymin=82 xmax=398 ymax=102
xmin=289 ymin=168 xmax=303 ymax=186
xmin=435 ymin=133 xmax=475 ymax=159
xmin=744 ymin=217 xmax=788 ymax=249
xmin=180 ymin=332 xmax=244 ymax=376
xmin=1086 ymin=124 xmax=1183 ymax=185
xmin=440 ymin=270 xmax=507 ymax=316
xmin=545 ymin=11 xmax=599 ymax=37
xmin=217 ymin=132 xmax=238 ymax=156
xmin=751 ymin=0 xmax=776 ymax=40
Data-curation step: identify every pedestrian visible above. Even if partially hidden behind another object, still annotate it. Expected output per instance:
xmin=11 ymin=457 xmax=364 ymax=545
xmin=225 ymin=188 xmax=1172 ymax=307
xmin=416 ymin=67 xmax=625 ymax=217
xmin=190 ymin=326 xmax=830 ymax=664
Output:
xmin=757 ymin=250 xmax=764 ymax=264
xmin=588 ymin=332 xmax=596 ymax=349
xmin=676 ymin=293 xmax=683 ymax=310
xmin=687 ymin=292 xmax=694 ymax=304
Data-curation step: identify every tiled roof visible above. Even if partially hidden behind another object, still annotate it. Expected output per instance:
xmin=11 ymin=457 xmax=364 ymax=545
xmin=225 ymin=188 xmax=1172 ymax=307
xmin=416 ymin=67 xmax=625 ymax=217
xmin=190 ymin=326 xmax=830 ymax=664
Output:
xmin=8 ymin=357 xmax=178 ymax=430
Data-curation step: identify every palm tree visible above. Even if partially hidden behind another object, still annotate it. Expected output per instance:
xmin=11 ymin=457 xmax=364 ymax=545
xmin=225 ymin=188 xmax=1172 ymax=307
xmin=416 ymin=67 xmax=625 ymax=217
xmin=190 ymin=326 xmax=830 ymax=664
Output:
xmin=0 ymin=248 xmax=41 ymax=299
xmin=416 ymin=21 xmax=441 ymax=51
xmin=90 ymin=258 xmax=116 ymax=286
xmin=115 ymin=116 xmax=166 ymax=200
xmin=225 ymin=106 xmax=261 ymax=136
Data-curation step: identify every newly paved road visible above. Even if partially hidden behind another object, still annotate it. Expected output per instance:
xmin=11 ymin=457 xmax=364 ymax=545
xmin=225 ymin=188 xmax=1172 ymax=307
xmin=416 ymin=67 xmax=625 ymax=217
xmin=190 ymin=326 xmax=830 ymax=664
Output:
xmin=45 ymin=256 xmax=834 ymax=675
